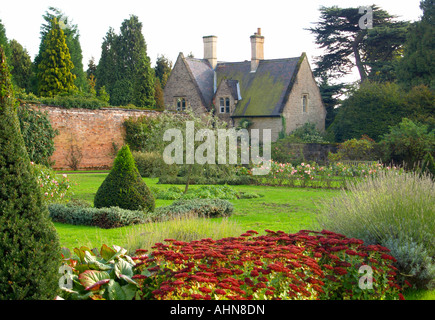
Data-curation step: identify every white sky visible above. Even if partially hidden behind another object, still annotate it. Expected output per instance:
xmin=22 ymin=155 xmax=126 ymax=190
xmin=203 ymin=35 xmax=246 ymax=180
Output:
xmin=0 ymin=0 xmax=423 ymax=83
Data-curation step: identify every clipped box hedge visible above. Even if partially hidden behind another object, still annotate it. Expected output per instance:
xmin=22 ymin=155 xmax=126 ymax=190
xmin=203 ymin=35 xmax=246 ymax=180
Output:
xmin=149 ymin=199 xmax=234 ymax=222
xmin=48 ymin=204 xmax=148 ymax=229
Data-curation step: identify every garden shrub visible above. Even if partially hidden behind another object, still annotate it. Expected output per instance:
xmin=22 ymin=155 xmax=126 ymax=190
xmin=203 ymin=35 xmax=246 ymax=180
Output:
xmin=0 ymin=48 xmax=61 ymax=299
xmin=39 ymin=95 xmax=109 ymax=109
xmin=17 ymin=104 xmax=58 ymax=166
xmin=158 ymin=174 xmax=255 ymax=186
xmin=317 ymin=169 xmax=435 ymax=289
xmin=132 ymin=151 xmax=178 ymax=178
xmin=379 ymin=118 xmax=435 ymax=169
xmin=132 ymin=230 xmax=406 ymax=300
xmin=49 ymin=204 xmax=148 ymax=229
xmin=94 ymin=145 xmax=155 ymax=212
xmin=58 ymin=245 xmax=140 ymax=300
xmin=328 ymin=135 xmax=382 ymax=162
xmin=149 ymin=199 xmax=234 ymax=222
xmin=31 ymin=163 xmax=73 ymax=204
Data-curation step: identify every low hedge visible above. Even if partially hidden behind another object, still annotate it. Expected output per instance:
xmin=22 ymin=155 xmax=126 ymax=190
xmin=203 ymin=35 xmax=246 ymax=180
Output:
xmin=149 ymin=199 xmax=234 ymax=222
xmin=158 ymin=175 xmax=255 ymax=186
xmin=48 ymin=204 xmax=148 ymax=229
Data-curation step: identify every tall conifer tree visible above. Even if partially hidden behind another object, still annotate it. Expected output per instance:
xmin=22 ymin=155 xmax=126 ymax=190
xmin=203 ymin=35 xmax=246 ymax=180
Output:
xmin=0 ymin=47 xmax=61 ymax=299
xmin=37 ymin=18 xmax=76 ymax=97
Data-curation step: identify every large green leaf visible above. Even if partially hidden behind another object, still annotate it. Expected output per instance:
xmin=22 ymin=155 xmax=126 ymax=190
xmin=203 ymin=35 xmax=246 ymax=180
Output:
xmin=78 ymin=270 xmax=111 ymax=290
xmin=100 ymin=244 xmax=117 ymax=261
xmin=114 ymin=259 xmax=134 ymax=279
xmin=107 ymin=280 xmax=126 ymax=300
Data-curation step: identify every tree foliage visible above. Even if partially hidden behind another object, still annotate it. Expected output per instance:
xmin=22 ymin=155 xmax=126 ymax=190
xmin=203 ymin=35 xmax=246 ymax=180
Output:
xmin=17 ymin=104 xmax=58 ymax=167
xmin=9 ymin=39 xmax=33 ymax=92
xmin=34 ymin=7 xmax=86 ymax=91
xmin=396 ymin=0 xmax=435 ymax=90
xmin=380 ymin=118 xmax=435 ymax=168
xmin=307 ymin=5 xmax=409 ymax=83
xmin=37 ymin=18 xmax=77 ymax=97
xmin=96 ymin=15 xmax=155 ymax=108
xmin=154 ymin=54 xmax=172 ymax=88
xmin=0 ymin=47 xmax=61 ymax=299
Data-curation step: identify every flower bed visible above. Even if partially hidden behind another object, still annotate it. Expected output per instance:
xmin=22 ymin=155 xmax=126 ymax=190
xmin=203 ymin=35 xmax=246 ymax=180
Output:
xmin=132 ymin=230 xmax=407 ymax=300
xmin=236 ymin=161 xmax=403 ymax=189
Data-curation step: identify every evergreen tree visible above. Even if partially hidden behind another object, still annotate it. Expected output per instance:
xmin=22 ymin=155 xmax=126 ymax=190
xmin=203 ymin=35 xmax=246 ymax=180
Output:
xmin=97 ymin=15 xmax=155 ymax=108
xmin=37 ymin=18 xmax=77 ymax=97
xmin=0 ymin=47 xmax=61 ymax=299
xmin=96 ymin=27 xmax=118 ymax=100
xmin=35 ymin=7 xmax=86 ymax=92
xmin=154 ymin=77 xmax=164 ymax=110
xmin=0 ymin=18 xmax=10 ymax=59
xmin=397 ymin=0 xmax=435 ymax=90
xmin=307 ymin=5 xmax=409 ymax=82
xmin=154 ymin=54 xmax=172 ymax=88
xmin=94 ymin=145 xmax=155 ymax=212
xmin=9 ymin=39 xmax=33 ymax=92
xmin=86 ymin=56 xmax=97 ymax=79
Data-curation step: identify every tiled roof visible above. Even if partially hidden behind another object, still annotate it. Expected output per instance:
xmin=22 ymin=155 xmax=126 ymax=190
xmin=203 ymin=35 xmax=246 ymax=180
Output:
xmin=184 ymin=57 xmax=215 ymax=109
xmin=216 ymin=57 xmax=302 ymax=117
xmin=182 ymin=54 xmax=304 ymax=117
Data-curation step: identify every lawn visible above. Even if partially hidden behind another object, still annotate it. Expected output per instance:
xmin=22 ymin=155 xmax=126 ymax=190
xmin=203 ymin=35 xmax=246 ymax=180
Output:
xmin=54 ymin=172 xmax=434 ymax=300
xmin=55 ymin=173 xmax=339 ymax=251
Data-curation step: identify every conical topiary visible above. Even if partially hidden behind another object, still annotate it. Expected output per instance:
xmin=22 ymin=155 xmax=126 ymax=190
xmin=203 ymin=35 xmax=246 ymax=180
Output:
xmin=0 ymin=47 xmax=61 ymax=299
xmin=94 ymin=145 xmax=155 ymax=212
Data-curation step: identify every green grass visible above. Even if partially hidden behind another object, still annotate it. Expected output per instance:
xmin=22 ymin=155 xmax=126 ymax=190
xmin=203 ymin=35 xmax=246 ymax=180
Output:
xmin=55 ymin=172 xmax=434 ymax=300
xmin=56 ymin=173 xmax=339 ymax=251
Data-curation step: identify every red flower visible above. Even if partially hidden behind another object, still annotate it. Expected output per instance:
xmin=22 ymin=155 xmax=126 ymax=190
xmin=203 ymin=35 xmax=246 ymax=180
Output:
xmin=250 ymin=270 xmax=259 ymax=277
xmin=199 ymin=287 xmax=212 ymax=294
xmin=399 ymin=293 xmax=405 ymax=300
xmin=333 ymin=267 xmax=348 ymax=275
xmin=214 ymin=289 xmax=226 ymax=295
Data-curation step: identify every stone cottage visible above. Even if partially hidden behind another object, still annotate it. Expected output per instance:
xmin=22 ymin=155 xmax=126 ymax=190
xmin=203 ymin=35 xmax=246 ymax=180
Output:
xmin=163 ymin=28 xmax=326 ymax=141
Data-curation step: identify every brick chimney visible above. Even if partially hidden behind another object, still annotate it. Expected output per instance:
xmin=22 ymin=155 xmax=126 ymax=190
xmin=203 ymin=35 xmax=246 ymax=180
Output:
xmin=203 ymin=35 xmax=217 ymax=69
xmin=250 ymin=28 xmax=264 ymax=72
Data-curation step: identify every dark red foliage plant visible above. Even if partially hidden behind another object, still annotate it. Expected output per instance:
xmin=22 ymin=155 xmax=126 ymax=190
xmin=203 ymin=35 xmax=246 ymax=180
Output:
xmin=132 ymin=230 xmax=407 ymax=300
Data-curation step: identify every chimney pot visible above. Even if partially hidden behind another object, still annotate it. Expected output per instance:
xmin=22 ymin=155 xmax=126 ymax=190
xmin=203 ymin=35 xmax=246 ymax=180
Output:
xmin=203 ymin=35 xmax=217 ymax=69
xmin=250 ymin=28 xmax=264 ymax=72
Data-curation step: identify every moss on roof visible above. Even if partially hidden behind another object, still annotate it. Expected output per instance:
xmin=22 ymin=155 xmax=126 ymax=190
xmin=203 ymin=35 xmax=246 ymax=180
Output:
xmin=216 ymin=56 xmax=302 ymax=117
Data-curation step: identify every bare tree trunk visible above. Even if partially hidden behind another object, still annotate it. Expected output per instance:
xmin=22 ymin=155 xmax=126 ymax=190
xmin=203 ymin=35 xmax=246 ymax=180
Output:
xmin=353 ymin=30 xmax=368 ymax=82
xmin=184 ymin=164 xmax=193 ymax=194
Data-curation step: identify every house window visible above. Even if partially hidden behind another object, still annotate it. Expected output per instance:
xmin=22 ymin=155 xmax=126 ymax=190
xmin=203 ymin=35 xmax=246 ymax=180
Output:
xmin=302 ymin=94 xmax=308 ymax=113
xmin=219 ymin=97 xmax=230 ymax=113
xmin=176 ymin=98 xmax=186 ymax=111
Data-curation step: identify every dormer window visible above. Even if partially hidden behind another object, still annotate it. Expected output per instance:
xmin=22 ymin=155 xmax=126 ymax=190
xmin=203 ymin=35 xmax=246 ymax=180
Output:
xmin=219 ymin=97 xmax=230 ymax=113
xmin=176 ymin=98 xmax=186 ymax=111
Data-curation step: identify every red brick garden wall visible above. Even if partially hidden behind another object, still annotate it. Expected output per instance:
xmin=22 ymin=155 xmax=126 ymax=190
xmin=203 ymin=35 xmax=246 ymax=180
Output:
xmin=35 ymin=106 xmax=160 ymax=170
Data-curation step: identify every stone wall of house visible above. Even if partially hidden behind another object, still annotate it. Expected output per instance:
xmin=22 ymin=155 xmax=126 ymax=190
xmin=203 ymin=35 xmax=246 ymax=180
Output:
xmin=282 ymin=56 xmax=326 ymax=134
xmin=243 ymin=116 xmax=283 ymax=142
xmin=35 ymin=106 xmax=159 ymax=170
xmin=163 ymin=54 xmax=207 ymax=115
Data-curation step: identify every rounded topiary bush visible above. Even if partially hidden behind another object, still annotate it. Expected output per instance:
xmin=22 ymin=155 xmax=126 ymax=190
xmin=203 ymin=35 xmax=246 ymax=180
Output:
xmin=94 ymin=145 xmax=155 ymax=212
xmin=0 ymin=48 xmax=61 ymax=299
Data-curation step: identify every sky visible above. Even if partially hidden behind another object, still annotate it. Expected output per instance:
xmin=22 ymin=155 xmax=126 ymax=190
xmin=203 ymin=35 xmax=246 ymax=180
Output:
xmin=0 ymin=0 xmax=424 ymax=83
